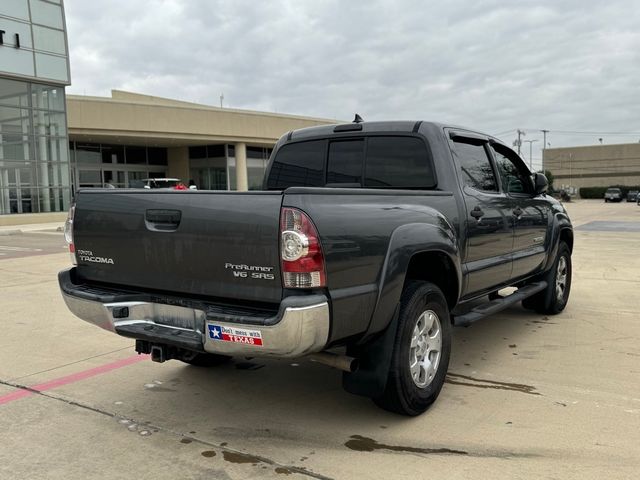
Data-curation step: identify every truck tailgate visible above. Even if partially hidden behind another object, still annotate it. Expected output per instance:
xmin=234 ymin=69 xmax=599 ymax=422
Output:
xmin=72 ymin=190 xmax=283 ymax=304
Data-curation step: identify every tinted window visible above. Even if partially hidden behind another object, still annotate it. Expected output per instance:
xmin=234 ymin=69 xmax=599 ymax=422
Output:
xmin=492 ymin=146 xmax=532 ymax=194
xmin=267 ymin=140 xmax=325 ymax=189
xmin=451 ymin=140 xmax=497 ymax=192
xmin=327 ymin=140 xmax=364 ymax=185
xmin=366 ymin=137 xmax=434 ymax=188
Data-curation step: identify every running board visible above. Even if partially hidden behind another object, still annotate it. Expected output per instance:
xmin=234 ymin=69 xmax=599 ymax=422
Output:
xmin=453 ymin=281 xmax=548 ymax=327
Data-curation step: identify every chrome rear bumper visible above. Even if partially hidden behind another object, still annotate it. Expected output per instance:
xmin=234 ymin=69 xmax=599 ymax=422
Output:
xmin=59 ymin=270 xmax=329 ymax=358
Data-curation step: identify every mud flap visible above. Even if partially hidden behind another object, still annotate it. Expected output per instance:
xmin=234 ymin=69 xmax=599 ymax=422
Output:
xmin=342 ymin=304 xmax=400 ymax=398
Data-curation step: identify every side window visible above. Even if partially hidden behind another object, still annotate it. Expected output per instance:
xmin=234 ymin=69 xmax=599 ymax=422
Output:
xmin=492 ymin=146 xmax=532 ymax=194
xmin=327 ymin=140 xmax=364 ymax=185
xmin=451 ymin=139 xmax=498 ymax=192
xmin=365 ymin=137 xmax=435 ymax=188
xmin=266 ymin=140 xmax=325 ymax=189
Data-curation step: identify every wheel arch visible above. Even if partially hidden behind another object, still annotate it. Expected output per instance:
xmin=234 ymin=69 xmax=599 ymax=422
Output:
xmin=360 ymin=222 xmax=461 ymax=344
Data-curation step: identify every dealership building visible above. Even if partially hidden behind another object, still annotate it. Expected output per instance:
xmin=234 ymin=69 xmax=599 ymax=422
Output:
xmin=544 ymin=144 xmax=640 ymax=194
xmin=1 ymin=1 xmax=335 ymax=222
xmin=0 ymin=0 xmax=71 ymax=218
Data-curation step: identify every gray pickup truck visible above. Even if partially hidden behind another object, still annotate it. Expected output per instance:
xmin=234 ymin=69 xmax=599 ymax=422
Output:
xmin=59 ymin=120 xmax=573 ymax=415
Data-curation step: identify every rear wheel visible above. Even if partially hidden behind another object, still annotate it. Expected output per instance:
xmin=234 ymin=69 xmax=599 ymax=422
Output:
xmin=374 ymin=281 xmax=451 ymax=416
xmin=179 ymin=352 xmax=232 ymax=367
xmin=522 ymin=241 xmax=572 ymax=314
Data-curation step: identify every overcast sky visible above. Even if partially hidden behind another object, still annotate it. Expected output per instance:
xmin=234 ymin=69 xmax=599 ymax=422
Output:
xmin=65 ymin=0 xmax=640 ymax=169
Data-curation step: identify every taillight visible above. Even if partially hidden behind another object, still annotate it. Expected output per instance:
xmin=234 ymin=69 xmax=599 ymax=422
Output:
xmin=64 ymin=204 xmax=77 ymax=265
xmin=280 ymin=207 xmax=326 ymax=288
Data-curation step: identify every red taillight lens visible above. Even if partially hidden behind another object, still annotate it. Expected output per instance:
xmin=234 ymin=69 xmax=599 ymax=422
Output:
xmin=280 ymin=207 xmax=326 ymax=288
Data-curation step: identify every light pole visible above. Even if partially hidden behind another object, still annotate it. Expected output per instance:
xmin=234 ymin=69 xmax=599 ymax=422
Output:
xmin=523 ymin=139 xmax=538 ymax=170
xmin=541 ymin=130 xmax=549 ymax=171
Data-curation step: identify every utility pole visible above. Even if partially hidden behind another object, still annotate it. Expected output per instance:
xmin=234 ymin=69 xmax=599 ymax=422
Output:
xmin=220 ymin=93 xmax=224 ymax=108
xmin=513 ymin=129 xmax=526 ymax=156
xmin=524 ymin=139 xmax=538 ymax=170
xmin=541 ymin=129 xmax=549 ymax=171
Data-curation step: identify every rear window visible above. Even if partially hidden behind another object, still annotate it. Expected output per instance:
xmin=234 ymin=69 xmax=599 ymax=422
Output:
xmin=266 ymin=140 xmax=325 ymax=189
xmin=606 ymin=188 xmax=621 ymax=193
xmin=365 ymin=137 xmax=434 ymax=188
xmin=267 ymin=136 xmax=435 ymax=190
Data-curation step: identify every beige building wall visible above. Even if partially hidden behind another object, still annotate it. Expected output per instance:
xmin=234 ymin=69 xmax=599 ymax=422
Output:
xmin=543 ymin=143 xmax=640 ymax=193
xmin=67 ymin=90 xmax=337 ymax=147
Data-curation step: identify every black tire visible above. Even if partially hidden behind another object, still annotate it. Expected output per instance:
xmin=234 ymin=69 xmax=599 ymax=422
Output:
xmin=373 ymin=281 xmax=451 ymax=416
xmin=179 ymin=352 xmax=232 ymax=367
xmin=522 ymin=242 xmax=572 ymax=314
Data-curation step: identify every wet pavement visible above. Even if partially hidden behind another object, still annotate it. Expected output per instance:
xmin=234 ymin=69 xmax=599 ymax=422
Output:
xmin=0 ymin=199 xmax=639 ymax=479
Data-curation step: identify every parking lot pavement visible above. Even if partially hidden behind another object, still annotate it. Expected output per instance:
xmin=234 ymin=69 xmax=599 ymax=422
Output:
xmin=0 ymin=230 xmax=67 ymax=260
xmin=1 ymin=199 xmax=639 ymax=479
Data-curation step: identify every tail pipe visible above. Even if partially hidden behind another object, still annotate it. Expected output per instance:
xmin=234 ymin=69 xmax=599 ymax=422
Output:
xmin=307 ymin=352 xmax=358 ymax=372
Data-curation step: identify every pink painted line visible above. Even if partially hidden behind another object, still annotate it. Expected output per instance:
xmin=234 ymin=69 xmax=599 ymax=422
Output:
xmin=0 ymin=354 xmax=149 ymax=406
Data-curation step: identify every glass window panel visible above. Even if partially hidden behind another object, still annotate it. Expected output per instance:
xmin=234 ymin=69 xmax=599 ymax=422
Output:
xmin=101 ymin=145 xmax=124 ymax=164
xmin=33 ymin=111 xmax=66 ymax=135
xmin=266 ymin=140 xmax=325 ymax=189
xmin=148 ymin=147 xmax=168 ymax=165
xmin=37 ymin=187 xmax=70 ymax=212
xmin=365 ymin=137 xmax=435 ymax=188
xmin=32 ymin=84 xmax=65 ymax=111
xmin=32 ymin=25 xmax=67 ymax=55
xmin=492 ymin=146 xmax=533 ymax=194
xmin=0 ymin=106 xmax=31 ymax=134
xmin=128 ymin=171 xmax=148 ymax=188
xmin=125 ymin=146 xmax=146 ymax=164
xmin=188 ymin=146 xmax=206 ymax=159
xmin=0 ymin=17 xmax=33 ymax=48
xmin=35 ymin=53 xmax=69 ymax=83
xmin=327 ymin=140 xmax=364 ymax=185
xmin=247 ymin=146 xmax=265 ymax=159
xmin=0 ymin=47 xmax=36 ymax=77
xmin=78 ymin=169 xmax=101 ymax=187
xmin=0 ymin=134 xmax=32 ymax=161
xmin=75 ymin=144 xmax=100 ymax=164
xmin=29 ymin=0 xmax=64 ymax=29
xmin=2 ymin=0 xmax=31 ymax=20
xmin=227 ymin=145 xmax=235 ymax=157
xmin=206 ymin=144 xmax=225 ymax=157
xmin=451 ymin=140 xmax=497 ymax=192
xmin=0 ymin=79 xmax=29 ymax=108
xmin=39 ymin=162 xmax=69 ymax=188
xmin=34 ymin=135 xmax=68 ymax=162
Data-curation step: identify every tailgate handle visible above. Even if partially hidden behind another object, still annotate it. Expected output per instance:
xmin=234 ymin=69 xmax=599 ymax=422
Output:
xmin=145 ymin=209 xmax=181 ymax=231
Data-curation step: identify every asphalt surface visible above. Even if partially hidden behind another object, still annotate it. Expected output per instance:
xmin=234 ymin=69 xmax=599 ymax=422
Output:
xmin=0 ymin=200 xmax=639 ymax=479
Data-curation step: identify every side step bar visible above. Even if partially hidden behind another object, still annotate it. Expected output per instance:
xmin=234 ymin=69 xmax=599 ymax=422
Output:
xmin=453 ymin=281 xmax=548 ymax=327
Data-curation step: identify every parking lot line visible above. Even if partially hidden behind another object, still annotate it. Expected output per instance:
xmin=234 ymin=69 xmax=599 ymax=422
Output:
xmin=0 ymin=354 xmax=148 ymax=406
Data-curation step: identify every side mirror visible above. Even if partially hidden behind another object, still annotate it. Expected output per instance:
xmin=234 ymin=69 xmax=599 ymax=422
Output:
xmin=533 ymin=173 xmax=548 ymax=194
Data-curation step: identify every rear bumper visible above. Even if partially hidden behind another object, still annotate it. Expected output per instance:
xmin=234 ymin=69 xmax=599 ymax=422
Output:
xmin=58 ymin=268 xmax=330 ymax=358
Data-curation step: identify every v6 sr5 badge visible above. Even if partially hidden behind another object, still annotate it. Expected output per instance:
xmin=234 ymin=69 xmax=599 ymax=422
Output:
xmin=224 ymin=262 xmax=275 ymax=280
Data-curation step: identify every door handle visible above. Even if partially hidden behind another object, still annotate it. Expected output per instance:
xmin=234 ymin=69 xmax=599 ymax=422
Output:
xmin=512 ymin=206 xmax=523 ymax=217
xmin=470 ymin=206 xmax=484 ymax=219
xmin=145 ymin=209 xmax=182 ymax=231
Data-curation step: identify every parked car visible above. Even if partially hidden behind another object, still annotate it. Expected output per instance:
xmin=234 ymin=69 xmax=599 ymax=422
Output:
xmin=131 ymin=178 xmax=185 ymax=189
xmin=626 ymin=190 xmax=638 ymax=202
xmin=604 ymin=187 xmax=623 ymax=202
xmin=59 ymin=120 xmax=573 ymax=416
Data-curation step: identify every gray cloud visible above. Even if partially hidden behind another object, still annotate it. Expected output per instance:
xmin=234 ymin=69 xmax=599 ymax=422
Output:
xmin=65 ymin=0 xmax=640 ymax=167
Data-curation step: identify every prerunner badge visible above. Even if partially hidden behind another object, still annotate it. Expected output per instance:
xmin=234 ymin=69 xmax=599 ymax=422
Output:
xmin=207 ymin=324 xmax=263 ymax=346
